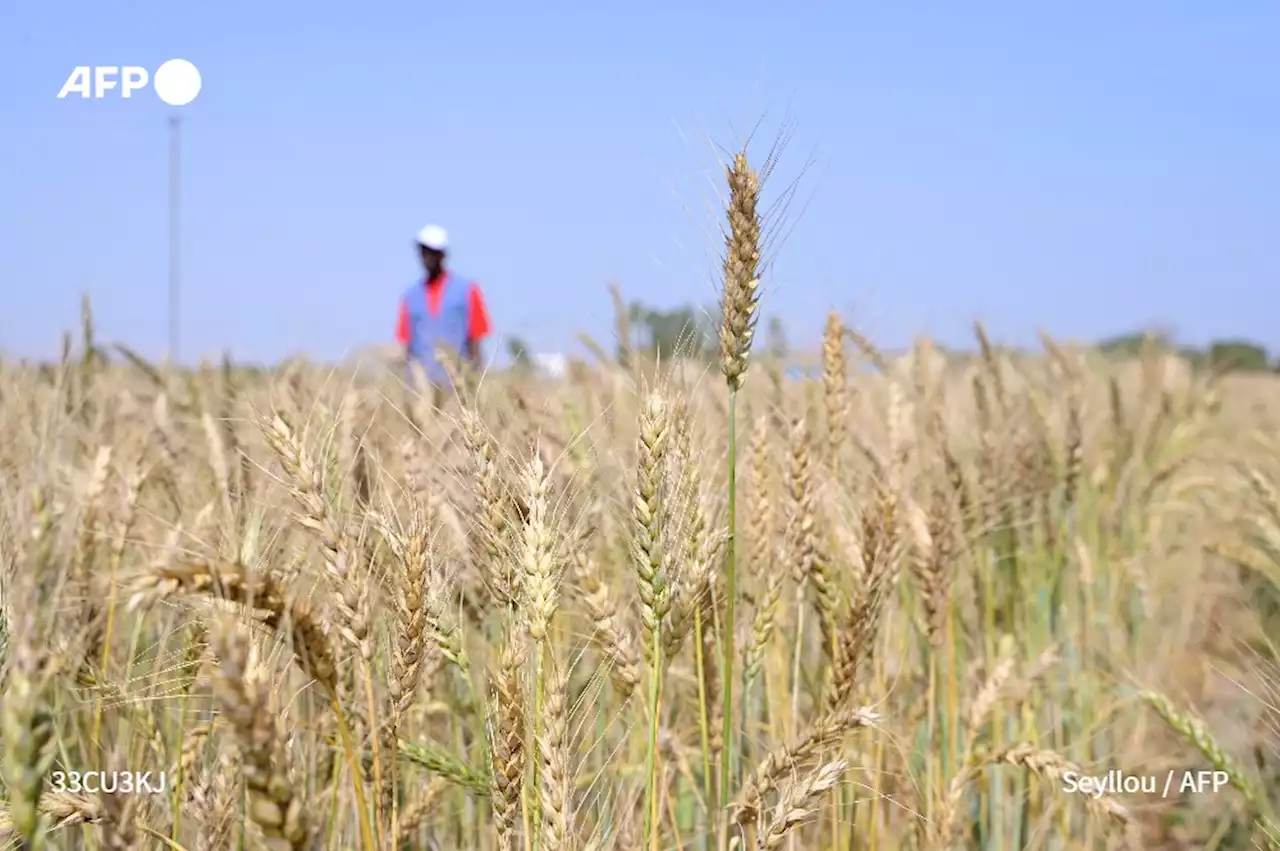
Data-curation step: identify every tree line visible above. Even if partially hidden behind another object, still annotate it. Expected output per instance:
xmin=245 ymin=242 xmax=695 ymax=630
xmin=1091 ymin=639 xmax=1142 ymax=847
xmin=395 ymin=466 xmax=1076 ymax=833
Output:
xmin=504 ymin=299 xmax=1278 ymax=375
xmin=506 ymin=302 xmax=784 ymax=369
xmin=1095 ymin=333 xmax=1278 ymax=373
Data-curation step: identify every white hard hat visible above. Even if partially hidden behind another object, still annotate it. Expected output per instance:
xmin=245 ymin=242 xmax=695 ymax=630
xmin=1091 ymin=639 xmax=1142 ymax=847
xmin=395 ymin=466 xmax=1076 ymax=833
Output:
xmin=415 ymin=224 xmax=448 ymax=251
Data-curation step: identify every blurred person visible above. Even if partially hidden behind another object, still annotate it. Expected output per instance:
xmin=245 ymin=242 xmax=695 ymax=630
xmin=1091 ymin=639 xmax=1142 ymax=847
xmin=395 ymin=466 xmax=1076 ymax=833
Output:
xmin=395 ymin=224 xmax=491 ymax=404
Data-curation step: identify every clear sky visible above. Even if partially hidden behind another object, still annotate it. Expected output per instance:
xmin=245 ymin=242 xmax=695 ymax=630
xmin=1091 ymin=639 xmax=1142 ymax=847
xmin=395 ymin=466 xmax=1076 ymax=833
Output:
xmin=2 ymin=3 xmax=1277 ymax=365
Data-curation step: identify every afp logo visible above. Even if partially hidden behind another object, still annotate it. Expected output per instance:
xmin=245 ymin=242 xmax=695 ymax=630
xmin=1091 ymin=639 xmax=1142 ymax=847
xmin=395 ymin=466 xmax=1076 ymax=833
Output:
xmin=57 ymin=59 xmax=202 ymax=106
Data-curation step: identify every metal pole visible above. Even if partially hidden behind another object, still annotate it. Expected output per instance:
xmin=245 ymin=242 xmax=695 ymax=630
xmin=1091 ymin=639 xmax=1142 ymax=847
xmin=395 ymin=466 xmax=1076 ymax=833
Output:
xmin=168 ymin=115 xmax=181 ymax=367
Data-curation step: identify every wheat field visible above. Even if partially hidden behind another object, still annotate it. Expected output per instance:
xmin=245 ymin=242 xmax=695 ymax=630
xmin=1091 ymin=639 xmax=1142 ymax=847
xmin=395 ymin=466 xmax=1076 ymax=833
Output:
xmin=1 ymin=150 xmax=1278 ymax=851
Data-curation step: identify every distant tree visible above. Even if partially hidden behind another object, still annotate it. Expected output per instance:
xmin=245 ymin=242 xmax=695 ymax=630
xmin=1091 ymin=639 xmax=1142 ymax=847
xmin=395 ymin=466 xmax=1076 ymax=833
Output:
xmin=506 ymin=335 xmax=533 ymax=370
xmin=1207 ymin=339 xmax=1269 ymax=373
xmin=1175 ymin=346 xmax=1207 ymax=370
xmin=766 ymin=316 xmax=789 ymax=360
xmin=1096 ymin=331 xmax=1170 ymax=358
xmin=627 ymin=302 xmax=647 ymax=356
xmin=626 ymin=301 xmax=711 ymax=361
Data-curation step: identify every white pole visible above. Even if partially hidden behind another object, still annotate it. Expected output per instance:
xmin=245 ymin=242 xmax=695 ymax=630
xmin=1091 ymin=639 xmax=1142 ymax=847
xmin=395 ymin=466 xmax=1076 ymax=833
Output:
xmin=168 ymin=115 xmax=182 ymax=367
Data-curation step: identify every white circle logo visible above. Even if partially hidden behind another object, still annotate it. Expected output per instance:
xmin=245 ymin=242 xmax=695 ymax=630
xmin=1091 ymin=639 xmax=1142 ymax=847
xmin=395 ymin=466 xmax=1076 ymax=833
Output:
xmin=153 ymin=59 xmax=201 ymax=106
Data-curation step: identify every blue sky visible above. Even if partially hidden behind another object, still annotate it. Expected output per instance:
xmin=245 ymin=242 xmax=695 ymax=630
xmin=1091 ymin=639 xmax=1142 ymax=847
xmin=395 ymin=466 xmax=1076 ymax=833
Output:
xmin=2 ymin=3 xmax=1277 ymax=365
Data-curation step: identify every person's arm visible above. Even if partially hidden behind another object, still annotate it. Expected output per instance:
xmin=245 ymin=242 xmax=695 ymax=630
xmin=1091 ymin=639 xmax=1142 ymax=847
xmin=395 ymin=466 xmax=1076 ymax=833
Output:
xmin=466 ymin=284 xmax=491 ymax=367
xmin=395 ymin=297 xmax=411 ymax=363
